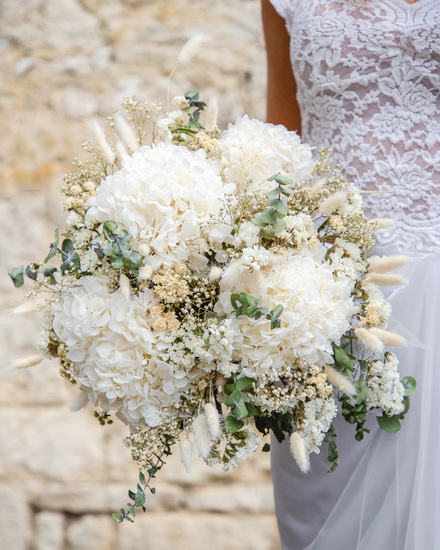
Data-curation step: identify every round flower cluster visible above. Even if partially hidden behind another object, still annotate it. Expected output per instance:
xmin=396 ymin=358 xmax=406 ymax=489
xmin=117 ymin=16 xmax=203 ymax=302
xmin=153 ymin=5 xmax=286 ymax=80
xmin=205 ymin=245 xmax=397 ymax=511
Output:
xmin=216 ymin=116 xmax=314 ymax=196
xmin=86 ymin=143 xmax=235 ymax=271
xmin=217 ymin=254 xmax=356 ymax=374
xmin=51 ymin=276 xmax=192 ymax=427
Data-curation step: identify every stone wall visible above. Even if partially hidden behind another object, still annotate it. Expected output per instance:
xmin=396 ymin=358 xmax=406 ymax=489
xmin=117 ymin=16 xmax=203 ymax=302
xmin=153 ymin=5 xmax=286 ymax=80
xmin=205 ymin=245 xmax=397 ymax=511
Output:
xmin=0 ymin=1 xmax=281 ymax=549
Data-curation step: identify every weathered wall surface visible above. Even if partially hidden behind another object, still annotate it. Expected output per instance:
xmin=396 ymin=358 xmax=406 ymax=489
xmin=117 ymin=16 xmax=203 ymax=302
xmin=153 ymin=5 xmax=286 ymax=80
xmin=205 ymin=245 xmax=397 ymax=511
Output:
xmin=0 ymin=1 xmax=281 ymax=549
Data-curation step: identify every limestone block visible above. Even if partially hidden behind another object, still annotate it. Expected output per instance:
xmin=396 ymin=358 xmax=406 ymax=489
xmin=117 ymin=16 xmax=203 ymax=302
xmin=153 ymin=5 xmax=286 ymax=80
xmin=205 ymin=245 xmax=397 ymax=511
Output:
xmin=186 ymin=482 xmax=275 ymax=514
xmin=34 ymin=511 xmax=65 ymax=550
xmin=30 ymin=482 xmax=185 ymax=514
xmin=0 ymin=0 xmax=103 ymax=57
xmin=14 ymin=57 xmax=38 ymax=76
xmin=66 ymin=515 xmax=115 ymax=550
xmin=0 ymin=407 xmax=106 ymax=482
xmin=62 ymin=87 xmax=98 ymax=119
xmin=115 ymin=512 xmax=281 ymax=550
xmin=49 ymin=56 xmax=92 ymax=76
xmin=0 ymin=484 xmax=31 ymax=550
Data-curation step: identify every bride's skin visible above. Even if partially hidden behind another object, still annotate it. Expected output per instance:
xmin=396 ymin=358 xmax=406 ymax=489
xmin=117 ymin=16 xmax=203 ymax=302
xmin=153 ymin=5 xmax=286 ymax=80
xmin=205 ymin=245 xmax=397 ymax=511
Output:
xmin=262 ymin=0 xmax=302 ymax=133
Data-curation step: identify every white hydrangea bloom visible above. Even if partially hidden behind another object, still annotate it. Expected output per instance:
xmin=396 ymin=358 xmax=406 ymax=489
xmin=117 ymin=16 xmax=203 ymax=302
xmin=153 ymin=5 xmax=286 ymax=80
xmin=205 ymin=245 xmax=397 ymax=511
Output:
xmin=216 ymin=116 xmax=314 ymax=195
xmin=85 ymin=143 xmax=235 ymax=270
xmin=367 ymin=352 xmax=405 ymax=416
xmin=284 ymin=213 xmax=317 ymax=248
xmin=38 ymin=306 xmax=55 ymax=359
xmin=232 ymin=221 xmax=260 ymax=248
xmin=300 ymin=396 xmax=338 ymax=454
xmin=51 ymin=276 xmax=192 ymax=427
xmin=217 ymin=254 xmax=356 ymax=373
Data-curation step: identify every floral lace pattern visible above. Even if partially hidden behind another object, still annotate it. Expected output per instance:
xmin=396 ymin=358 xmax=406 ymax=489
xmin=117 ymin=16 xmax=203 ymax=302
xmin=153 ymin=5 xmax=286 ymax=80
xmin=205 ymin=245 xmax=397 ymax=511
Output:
xmin=270 ymin=0 xmax=440 ymax=259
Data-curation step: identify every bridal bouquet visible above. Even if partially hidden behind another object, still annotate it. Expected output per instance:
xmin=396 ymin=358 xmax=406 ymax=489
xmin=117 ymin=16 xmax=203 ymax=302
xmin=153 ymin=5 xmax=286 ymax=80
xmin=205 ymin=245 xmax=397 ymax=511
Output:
xmin=9 ymin=90 xmax=415 ymax=522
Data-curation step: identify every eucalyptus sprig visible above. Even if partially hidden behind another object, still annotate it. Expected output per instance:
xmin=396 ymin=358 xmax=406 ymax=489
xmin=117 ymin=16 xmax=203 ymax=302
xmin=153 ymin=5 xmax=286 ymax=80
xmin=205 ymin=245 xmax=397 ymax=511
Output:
xmin=251 ymin=173 xmax=292 ymax=239
xmin=113 ymin=433 xmax=174 ymax=523
xmin=231 ymin=292 xmax=283 ymax=330
xmin=92 ymin=221 xmax=142 ymax=272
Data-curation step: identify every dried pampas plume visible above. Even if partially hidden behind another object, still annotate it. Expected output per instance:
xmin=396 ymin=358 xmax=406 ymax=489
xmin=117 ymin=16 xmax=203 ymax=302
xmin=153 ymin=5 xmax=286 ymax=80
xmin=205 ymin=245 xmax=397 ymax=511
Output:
xmin=208 ymin=266 xmax=223 ymax=282
xmin=369 ymin=218 xmax=395 ymax=230
xmin=114 ymin=113 xmax=139 ymax=153
xmin=354 ymin=327 xmax=384 ymax=354
xmin=115 ymin=139 xmax=128 ymax=161
xmin=70 ymin=391 xmax=89 ymax=412
xmin=205 ymin=96 xmax=218 ymax=133
xmin=369 ymin=255 xmax=410 ymax=274
xmin=192 ymin=413 xmax=212 ymax=459
xmin=138 ymin=265 xmax=154 ymax=282
xmin=319 ymin=191 xmax=348 ymax=216
xmin=369 ymin=327 xmax=406 ymax=347
xmin=119 ymin=273 xmax=131 ymax=300
xmin=180 ymin=439 xmax=193 ymax=473
xmin=204 ymin=403 xmax=222 ymax=439
xmin=91 ymin=118 xmax=115 ymax=165
xmin=324 ymin=365 xmax=357 ymax=397
xmin=12 ymin=299 xmax=45 ymax=315
xmin=290 ymin=432 xmax=310 ymax=473
xmin=2 ymin=355 xmax=43 ymax=372
xmin=366 ymin=273 xmax=408 ymax=286
xmin=177 ymin=33 xmax=205 ymax=65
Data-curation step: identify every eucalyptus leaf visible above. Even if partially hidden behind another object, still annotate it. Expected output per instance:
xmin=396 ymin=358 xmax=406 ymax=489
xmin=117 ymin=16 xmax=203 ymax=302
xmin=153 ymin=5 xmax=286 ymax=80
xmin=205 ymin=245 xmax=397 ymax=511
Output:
xmin=44 ymin=229 xmax=60 ymax=263
xmin=134 ymin=493 xmax=146 ymax=507
xmin=43 ymin=267 xmax=57 ymax=285
xmin=272 ymin=304 xmax=284 ymax=318
xmin=377 ymin=413 xmax=401 ymax=433
xmin=8 ymin=266 xmax=24 ymax=287
xmin=236 ymin=377 xmax=254 ymax=392
xmin=103 ymin=221 xmax=118 ymax=242
xmin=402 ymin=376 xmax=417 ymax=396
xmin=224 ymin=382 xmax=236 ymax=396
xmin=271 ymin=217 xmax=286 ymax=232
xmin=25 ymin=264 xmax=39 ymax=281
xmin=334 ymin=346 xmax=355 ymax=369
xmin=225 ymin=389 xmax=242 ymax=407
xmin=259 ymin=208 xmax=278 ymax=226
xmin=245 ymin=402 xmax=259 ymax=417
xmin=274 ymin=174 xmax=293 ymax=186
xmin=268 ymin=198 xmax=288 ymax=216
xmin=112 ymin=513 xmax=124 ymax=523
xmin=225 ymin=414 xmax=244 ymax=433
xmin=234 ymin=398 xmax=249 ymax=420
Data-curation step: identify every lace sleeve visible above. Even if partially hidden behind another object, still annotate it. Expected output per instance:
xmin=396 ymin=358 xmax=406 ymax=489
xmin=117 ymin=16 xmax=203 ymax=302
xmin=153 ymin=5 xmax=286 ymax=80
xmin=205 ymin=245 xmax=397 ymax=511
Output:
xmin=268 ymin=0 xmax=294 ymax=27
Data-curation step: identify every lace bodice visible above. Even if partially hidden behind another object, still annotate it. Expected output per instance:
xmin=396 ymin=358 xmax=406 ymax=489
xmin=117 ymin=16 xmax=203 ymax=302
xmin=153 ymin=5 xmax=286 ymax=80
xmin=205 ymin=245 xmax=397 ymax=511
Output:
xmin=269 ymin=0 xmax=440 ymax=258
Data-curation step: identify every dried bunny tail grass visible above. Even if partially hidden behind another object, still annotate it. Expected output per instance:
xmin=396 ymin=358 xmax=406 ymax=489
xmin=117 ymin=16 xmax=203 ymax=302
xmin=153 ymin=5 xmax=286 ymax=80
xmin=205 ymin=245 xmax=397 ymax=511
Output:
xmin=204 ymin=402 xmax=222 ymax=439
xmin=114 ymin=113 xmax=139 ymax=153
xmin=115 ymin=139 xmax=128 ymax=161
xmin=138 ymin=244 xmax=151 ymax=257
xmin=91 ymin=118 xmax=115 ymax=165
xmin=70 ymin=391 xmax=89 ymax=412
xmin=2 ymin=355 xmax=43 ymax=371
xmin=119 ymin=273 xmax=131 ymax=300
xmin=138 ymin=265 xmax=154 ymax=282
xmin=205 ymin=96 xmax=218 ymax=133
xmin=208 ymin=266 xmax=223 ymax=282
xmin=192 ymin=413 xmax=212 ymax=459
xmin=368 ymin=218 xmax=395 ymax=230
xmin=369 ymin=327 xmax=406 ymax=347
xmin=310 ymin=178 xmax=325 ymax=194
xmin=324 ymin=365 xmax=357 ymax=397
xmin=290 ymin=432 xmax=310 ymax=473
xmin=177 ymin=33 xmax=205 ymax=65
xmin=368 ymin=255 xmax=411 ymax=274
xmin=354 ymin=327 xmax=384 ymax=354
xmin=318 ymin=191 xmax=348 ymax=216
xmin=180 ymin=438 xmax=193 ymax=473
xmin=12 ymin=299 xmax=46 ymax=315
xmin=366 ymin=273 xmax=408 ymax=286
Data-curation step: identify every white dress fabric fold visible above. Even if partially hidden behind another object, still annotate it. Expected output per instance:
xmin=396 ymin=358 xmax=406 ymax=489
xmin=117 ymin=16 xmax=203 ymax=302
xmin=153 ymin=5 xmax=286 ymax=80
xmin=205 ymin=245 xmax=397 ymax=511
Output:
xmin=268 ymin=1 xmax=440 ymax=548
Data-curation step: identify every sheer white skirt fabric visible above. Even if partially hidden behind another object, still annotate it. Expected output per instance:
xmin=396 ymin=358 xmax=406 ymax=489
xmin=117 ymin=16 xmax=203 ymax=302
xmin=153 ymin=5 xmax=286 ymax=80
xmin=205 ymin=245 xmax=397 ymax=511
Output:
xmin=271 ymin=255 xmax=440 ymax=550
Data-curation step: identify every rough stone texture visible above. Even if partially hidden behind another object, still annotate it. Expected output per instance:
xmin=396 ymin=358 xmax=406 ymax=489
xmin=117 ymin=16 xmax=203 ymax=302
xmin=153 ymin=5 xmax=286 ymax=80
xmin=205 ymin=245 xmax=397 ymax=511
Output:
xmin=116 ymin=512 xmax=281 ymax=550
xmin=0 ymin=484 xmax=31 ymax=550
xmin=0 ymin=1 xmax=281 ymax=548
xmin=34 ymin=512 xmax=65 ymax=550
xmin=66 ymin=515 xmax=115 ymax=550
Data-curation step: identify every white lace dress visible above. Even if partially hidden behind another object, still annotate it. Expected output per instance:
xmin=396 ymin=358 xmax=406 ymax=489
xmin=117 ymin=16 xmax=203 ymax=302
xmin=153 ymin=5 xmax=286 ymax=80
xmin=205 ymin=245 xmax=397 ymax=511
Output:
xmin=268 ymin=1 xmax=440 ymax=549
